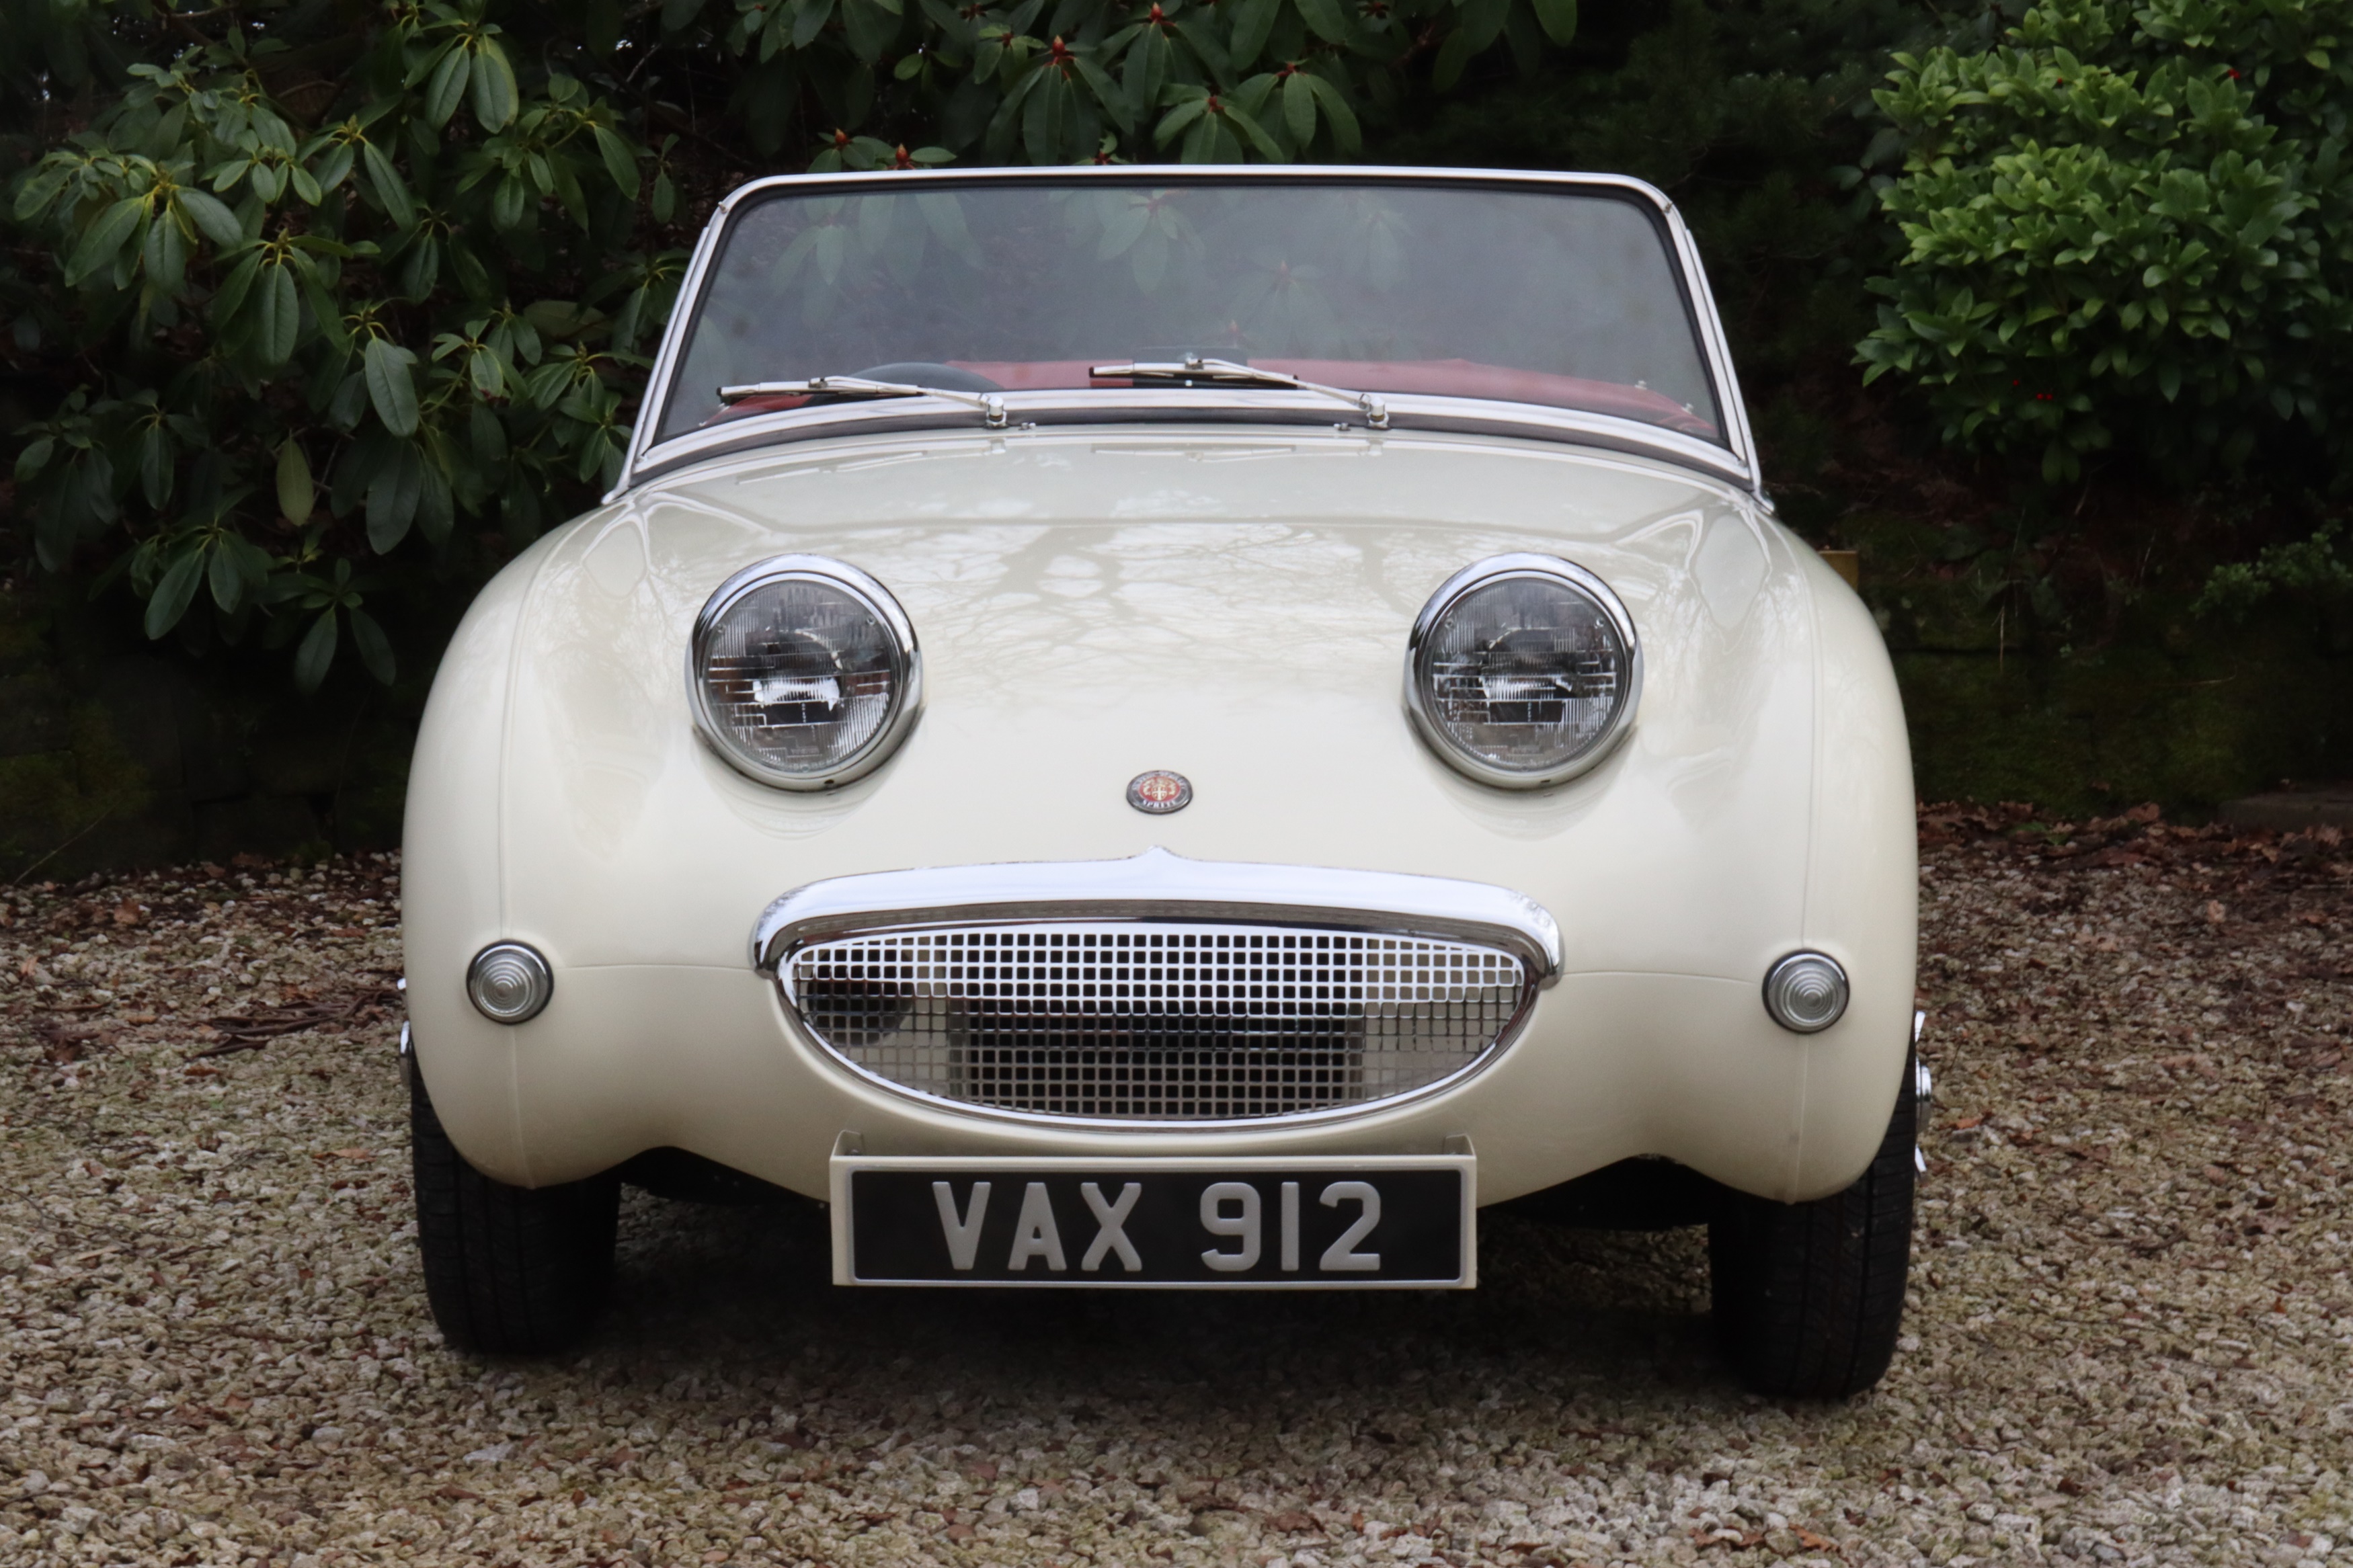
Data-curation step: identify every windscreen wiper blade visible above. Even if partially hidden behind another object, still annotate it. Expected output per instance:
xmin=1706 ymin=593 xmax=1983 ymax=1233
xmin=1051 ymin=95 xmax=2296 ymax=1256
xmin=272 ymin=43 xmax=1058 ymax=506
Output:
xmin=719 ymin=376 xmax=1008 ymax=429
xmin=1086 ymin=354 xmax=1390 ymax=430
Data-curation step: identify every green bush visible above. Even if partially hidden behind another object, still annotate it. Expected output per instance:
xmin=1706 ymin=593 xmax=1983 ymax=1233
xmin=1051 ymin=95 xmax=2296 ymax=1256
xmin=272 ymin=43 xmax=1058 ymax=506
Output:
xmin=1856 ymin=0 xmax=2353 ymax=484
xmin=2196 ymin=515 xmax=2353 ymax=615
xmin=4 ymin=0 xmax=1581 ymax=691
xmin=7 ymin=3 xmax=684 ymax=690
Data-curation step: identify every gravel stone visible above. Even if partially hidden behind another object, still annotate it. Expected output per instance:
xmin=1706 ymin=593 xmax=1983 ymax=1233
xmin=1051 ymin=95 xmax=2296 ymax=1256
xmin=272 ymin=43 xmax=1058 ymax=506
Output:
xmin=1 ymin=821 xmax=2349 ymax=1567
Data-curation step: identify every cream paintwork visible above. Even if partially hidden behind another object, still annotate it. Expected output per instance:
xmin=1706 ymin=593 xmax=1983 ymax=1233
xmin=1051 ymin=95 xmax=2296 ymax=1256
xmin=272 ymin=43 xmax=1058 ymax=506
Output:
xmin=403 ymin=424 xmax=1915 ymax=1207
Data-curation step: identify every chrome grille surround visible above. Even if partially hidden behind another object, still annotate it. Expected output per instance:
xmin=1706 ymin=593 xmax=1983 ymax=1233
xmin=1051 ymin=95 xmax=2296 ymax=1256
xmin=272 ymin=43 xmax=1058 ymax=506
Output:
xmin=753 ymin=850 xmax=1562 ymax=1129
xmin=784 ymin=920 xmax=1530 ymax=1121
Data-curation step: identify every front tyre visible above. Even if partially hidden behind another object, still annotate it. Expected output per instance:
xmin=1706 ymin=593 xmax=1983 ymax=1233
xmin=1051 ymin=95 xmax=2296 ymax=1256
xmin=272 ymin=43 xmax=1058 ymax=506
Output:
xmin=1709 ymin=1051 xmax=1917 ymax=1398
xmin=409 ymin=1057 xmax=619 ymax=1354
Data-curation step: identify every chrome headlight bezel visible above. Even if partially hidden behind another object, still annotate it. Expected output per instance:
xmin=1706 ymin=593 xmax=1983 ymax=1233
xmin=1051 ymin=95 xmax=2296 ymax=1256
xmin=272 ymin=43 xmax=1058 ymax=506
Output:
xmin=1404 ymin=552 xmax=1644 ymax=789
xmin=686 ymin=554 xmax=923 ymax=790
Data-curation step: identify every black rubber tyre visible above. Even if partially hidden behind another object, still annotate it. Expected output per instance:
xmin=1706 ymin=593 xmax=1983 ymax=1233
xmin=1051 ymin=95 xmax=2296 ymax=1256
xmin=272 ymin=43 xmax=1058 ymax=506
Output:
xmin=1709 ymin=1050 xmax=1917 ymax=1398
xmin=409 ymin=1057 xmax=619 ymax=1355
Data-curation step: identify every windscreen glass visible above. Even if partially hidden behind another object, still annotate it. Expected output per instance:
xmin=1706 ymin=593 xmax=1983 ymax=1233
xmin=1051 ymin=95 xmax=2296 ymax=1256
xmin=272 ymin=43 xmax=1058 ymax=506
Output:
xmin=657 ymin=180 xmax=1722 ymax=445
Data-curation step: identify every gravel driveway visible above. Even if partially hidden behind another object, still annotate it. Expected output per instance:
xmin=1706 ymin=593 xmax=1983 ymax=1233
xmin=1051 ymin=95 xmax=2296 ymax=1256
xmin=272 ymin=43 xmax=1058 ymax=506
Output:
xmin=3 ymin=813 xmax=2349 ymax=1568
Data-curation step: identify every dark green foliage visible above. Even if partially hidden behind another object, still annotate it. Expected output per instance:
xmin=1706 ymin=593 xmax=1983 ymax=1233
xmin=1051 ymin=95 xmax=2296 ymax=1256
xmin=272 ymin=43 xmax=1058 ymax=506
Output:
xmin=1375 ymin=0 xmax=1948 ymax=402
xmin=2197 ymin=518 xmax=2353 ymax=617
xmin=4 ymin=0 xmax=1588 ymax=692
xmin=9 ymin=1 xmax=681 ymax=691
xmin=1859 ymin=0 xmax=2353 ymax=485
xmin=1857 ymin=507 xmax=2353 ymax=815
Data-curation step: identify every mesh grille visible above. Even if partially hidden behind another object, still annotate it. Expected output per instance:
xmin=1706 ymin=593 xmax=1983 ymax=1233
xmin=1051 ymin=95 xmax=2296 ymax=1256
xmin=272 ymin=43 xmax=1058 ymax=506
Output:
xmin=783 ymin=921 xmax=1528 ymax=1120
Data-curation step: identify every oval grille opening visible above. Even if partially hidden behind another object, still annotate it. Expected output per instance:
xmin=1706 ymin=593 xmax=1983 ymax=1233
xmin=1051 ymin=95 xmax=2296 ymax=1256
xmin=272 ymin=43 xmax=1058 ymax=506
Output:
xmin=783 ymin=921 xmax=1530 ymax=1121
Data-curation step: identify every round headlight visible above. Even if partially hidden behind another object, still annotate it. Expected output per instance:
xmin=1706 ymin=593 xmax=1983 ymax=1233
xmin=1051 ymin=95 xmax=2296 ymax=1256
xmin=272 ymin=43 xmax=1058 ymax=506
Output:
xmin=1404 ymin=554 xmax=1642 ymax=787
xmin=688 ymin=555 xmax=922 ymax=789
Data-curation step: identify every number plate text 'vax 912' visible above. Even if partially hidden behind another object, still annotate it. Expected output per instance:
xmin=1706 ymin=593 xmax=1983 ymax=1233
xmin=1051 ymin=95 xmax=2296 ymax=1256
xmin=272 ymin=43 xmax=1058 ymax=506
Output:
xmin=828 ymin=1153 xmax=1476 ymax=1288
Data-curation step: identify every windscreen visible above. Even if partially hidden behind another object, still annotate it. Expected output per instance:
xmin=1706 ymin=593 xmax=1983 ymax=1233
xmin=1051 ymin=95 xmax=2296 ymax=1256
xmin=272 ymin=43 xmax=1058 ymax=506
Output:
xmin=657 ymin=179 xmax=1723 ymax=446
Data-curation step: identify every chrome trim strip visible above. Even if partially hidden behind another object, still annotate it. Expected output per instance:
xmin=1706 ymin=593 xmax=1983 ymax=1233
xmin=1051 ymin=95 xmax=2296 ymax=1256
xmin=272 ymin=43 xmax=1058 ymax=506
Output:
xmin=610 ymin=210 xmax=727 ymax=503
xmin=614 ymin=165 xmax=1759 ymax=496
xmin=1402 ymin=552 xmax=1645 ymax=790
xmin=1660 ymin=201 xmax=1758 ymax=481
xmin=751 ymin=846 xmax=1562 ymax=980
xmin=627 ymin=390 xmax=1751 ymax=493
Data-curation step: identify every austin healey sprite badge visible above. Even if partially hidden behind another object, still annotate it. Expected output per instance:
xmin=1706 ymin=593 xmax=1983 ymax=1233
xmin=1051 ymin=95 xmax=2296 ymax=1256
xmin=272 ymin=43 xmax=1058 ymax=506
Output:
xmin=1126 ymin=770 xmax=1192 ymax=815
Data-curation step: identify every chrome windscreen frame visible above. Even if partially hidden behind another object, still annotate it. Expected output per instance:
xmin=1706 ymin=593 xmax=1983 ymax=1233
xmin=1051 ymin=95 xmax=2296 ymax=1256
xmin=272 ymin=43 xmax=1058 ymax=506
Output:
xmin=606 ymin=165 xmax=1760 ymax=501
xmin=748 ymin=847 xmax=1564 ymax=1132
xmin=621 ymin=387 xmax=1755 ymax=493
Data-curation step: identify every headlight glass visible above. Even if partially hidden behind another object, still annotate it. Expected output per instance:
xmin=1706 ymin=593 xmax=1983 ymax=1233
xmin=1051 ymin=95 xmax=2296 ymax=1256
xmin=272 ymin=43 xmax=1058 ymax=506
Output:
xmin=688 ymin=555 xmax=920 ymax=788
xmin=1406 ymin=554 xmax=1641 ymax=787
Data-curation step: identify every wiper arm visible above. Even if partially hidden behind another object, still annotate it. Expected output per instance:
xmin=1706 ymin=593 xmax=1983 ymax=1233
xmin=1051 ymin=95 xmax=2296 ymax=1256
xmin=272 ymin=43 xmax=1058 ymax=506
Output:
xmin=719 ymin=376 xmax=1009 ymax=429
xmin=1086 ymin=354 xmax=1390 ymax=431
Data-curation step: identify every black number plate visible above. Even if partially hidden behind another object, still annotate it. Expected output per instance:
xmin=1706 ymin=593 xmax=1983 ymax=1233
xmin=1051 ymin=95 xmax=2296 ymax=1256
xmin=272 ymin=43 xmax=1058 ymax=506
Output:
xmin=830 ymin=1156 xmax=1474 ymax=1288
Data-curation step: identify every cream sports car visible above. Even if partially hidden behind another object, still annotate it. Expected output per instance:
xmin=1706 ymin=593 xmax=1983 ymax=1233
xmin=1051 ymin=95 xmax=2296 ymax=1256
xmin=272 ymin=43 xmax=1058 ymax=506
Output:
xmin=402 ymin=165 xmax=1923 ymax=1397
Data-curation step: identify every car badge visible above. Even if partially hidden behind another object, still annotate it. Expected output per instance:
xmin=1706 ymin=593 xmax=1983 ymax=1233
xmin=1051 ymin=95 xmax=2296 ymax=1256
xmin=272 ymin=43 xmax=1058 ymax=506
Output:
xmin=1126 ymin=770 xmax=1193 ymax=815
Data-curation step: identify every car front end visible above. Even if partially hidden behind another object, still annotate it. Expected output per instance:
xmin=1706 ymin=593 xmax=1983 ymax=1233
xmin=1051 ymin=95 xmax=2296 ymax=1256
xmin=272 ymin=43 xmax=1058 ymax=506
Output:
xmin=401 ymin=167 xmax=1919 ymax=1395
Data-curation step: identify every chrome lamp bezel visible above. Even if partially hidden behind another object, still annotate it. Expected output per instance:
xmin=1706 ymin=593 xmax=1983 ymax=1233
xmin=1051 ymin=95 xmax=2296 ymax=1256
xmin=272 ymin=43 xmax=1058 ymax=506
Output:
xmin=1761 ymin=950 xmax=1850 ymax=1034
xmin=467 ymin=942 xmax=554 ymax=1025
xmin=686 ymin=553 xmax=924 ymax=791
xmin=1403 ymin=552 xmax=1644 ymax=789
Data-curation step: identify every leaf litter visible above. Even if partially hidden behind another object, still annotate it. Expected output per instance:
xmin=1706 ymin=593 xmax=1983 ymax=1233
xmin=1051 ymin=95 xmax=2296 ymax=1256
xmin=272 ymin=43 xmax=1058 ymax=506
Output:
xmin=0 ymin=818 xmax=2348 ymax=1567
